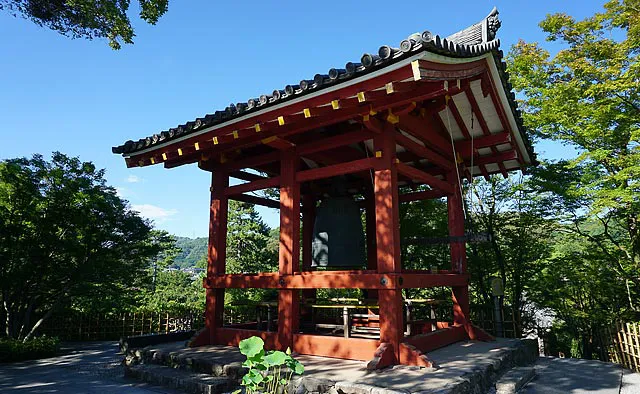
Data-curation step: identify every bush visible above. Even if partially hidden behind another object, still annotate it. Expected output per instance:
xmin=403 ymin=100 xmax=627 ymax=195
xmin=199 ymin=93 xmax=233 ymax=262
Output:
xmin=0 ymin=336 xmax=60 ymax=363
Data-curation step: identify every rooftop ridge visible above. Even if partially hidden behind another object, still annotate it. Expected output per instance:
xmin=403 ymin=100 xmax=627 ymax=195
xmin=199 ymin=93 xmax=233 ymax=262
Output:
xmin=112 ymin=8 xmax=506 ymax=156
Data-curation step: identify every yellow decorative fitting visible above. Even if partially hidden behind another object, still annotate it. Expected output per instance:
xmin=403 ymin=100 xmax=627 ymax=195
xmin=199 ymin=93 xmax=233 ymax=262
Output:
xmin=177 ymin=148 xmax=183 ymax=156
xmin=456 ymin=152 xmax=464 ymax=164
xmin=277 ymin=116 xmax=285 ymax=126
xmin=445 ymin=95 xmax=451 ymax=104
xmin=150 ymin=157 xmax=155 ymax=164
xmin=357 ymin=92 xmax=366 ymax=102
xmin=395 ymin=158 xmax=400 ymax=164
xmin=387 ymin=110 xmax=400 ymax=124
xmin=232 ymin=130 xmax=239 ymax=139
xmin=213 ymin=136 xmax=219 ymax=145
xmin=138 ymin=160 xmax=144 ymax=167
xmin=194 ymin=142 xmax=200 ymax=151
xmin=411 ymin=60 xmax=421 ymax=81
xmin=255 ymin=123 xmax=262 ymax=132
xmin=303 ymin=108 xmax=311 ymax=118
xmin=162 ymin=153 xmax=167 ymax=161
xmin=369 ymin=106 xmax=377 ymax=116
xmin=385 ymin=82 xmax=394 ymax=94
xmin=363 ymin=114 xmax=370 ymax=122
xmin=331 ymin=100 xmax=340 ymax=110
xmin=262 ymin=136 xmax=277 ymax=144
xmin=375 ymin=151 xmax=382 ymax=158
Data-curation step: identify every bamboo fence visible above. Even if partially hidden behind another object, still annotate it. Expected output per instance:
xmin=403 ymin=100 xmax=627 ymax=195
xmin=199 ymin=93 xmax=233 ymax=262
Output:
xmin=470 ymin=304 xmax=521 ymax=338
xmin=605 ymin=322 xmax=640 ymax=373
xmin=39 ymin=311 xmax=205 ymax=341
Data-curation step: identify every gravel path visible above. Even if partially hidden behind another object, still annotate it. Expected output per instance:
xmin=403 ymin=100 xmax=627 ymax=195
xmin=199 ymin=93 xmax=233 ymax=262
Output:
xmin=0 ymin=341 xmax=179 ymax=393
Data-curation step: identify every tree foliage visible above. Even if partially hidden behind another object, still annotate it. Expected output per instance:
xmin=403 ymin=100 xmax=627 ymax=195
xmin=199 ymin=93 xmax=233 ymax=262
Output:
xmin=0 ymin=0 xmax=168 ymax=49
xmin=503 ymin=0 xmax=639 ymax=357
xmin=507 ymin=0 xmax=639 ymax=286
xmin=0 ymin=153 xmax=169 ymax=340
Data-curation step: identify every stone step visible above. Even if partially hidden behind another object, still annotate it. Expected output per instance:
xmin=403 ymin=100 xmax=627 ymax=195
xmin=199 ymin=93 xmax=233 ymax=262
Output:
xmin=495 ymin=366 xmax=536 ymax=394
xmin=125 ymin=363 xmax=236 ymax=394
xmin=137 ymin=345 xmax=247 ymax=380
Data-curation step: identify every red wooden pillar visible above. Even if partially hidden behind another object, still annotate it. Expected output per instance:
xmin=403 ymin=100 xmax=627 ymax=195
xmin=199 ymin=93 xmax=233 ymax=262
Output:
xmin=206 ymin=170 xmax=229 ymax=344
xmin=278 ymin=150 xmax=300 ymax=350
xmin=364 ymin=188 xmax=378 ymax=300
xmin=447 ymin=170 xmax=469 ymax=326
xmin=301 ymin=194 xmax=317 ymax=302
xmin=374 ymin=125 xmax=403 ymax=362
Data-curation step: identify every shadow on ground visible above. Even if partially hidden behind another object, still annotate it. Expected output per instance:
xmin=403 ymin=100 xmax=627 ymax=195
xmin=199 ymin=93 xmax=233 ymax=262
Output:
xmin=0 ymin=341 xmax=177 ymax=393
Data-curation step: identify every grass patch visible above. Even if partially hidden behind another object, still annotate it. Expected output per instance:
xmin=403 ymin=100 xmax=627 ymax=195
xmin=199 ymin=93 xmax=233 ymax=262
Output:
xmin=0 ymin=336 xmax=60 ymax=363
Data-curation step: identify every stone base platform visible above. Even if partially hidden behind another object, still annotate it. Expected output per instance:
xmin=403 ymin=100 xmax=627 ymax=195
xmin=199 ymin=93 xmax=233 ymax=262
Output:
xmin=125 ymin=338 xmax=538 ymax=394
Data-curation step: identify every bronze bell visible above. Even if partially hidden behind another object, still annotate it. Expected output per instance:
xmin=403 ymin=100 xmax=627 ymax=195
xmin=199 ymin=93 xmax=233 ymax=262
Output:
xmin=311 ymin=196 xmax=366 ymax=268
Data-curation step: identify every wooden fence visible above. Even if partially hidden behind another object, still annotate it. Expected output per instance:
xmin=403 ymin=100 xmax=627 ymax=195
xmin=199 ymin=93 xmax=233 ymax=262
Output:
xmin=605 ymin=322 xmax=640 ymax=373
xmin=470 ymin=304 xmax=522 ymax=338
xmin=39 ymin=311 xmax=205 ymax=341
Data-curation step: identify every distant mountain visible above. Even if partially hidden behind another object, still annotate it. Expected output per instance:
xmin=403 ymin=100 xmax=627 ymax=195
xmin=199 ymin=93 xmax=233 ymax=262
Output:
xmin=173 ymin=236 xmax=208 ymax=268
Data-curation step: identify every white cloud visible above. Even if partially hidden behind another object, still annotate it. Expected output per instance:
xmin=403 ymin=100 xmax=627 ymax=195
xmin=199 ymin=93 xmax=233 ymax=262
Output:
xmin=126 ymin=175 xmax=142 ymax=183
xmin=115 ymin=187 xmax=128 ymax=198
xmin=132 ymin=204 xmax=178 ymax=223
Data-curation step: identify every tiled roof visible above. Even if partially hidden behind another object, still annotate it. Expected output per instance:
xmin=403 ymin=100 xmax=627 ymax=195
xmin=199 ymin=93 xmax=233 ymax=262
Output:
xmin=113 ymin=7 xmax=531 ymax=158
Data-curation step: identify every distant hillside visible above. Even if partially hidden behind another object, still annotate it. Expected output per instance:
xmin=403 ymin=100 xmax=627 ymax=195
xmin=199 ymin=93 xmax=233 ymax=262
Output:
xmin=173 ymin=237 xmax=207 ymax=268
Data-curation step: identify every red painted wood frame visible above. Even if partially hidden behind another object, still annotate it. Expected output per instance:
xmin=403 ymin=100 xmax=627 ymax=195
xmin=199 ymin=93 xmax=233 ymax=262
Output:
xmin=189 ymin=72 xmax=498 ymax=365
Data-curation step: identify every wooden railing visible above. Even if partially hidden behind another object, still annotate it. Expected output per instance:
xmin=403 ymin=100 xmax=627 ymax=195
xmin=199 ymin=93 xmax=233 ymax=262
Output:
xmin=470 ymin=304 xmax=522 ymax=338
xmin=606 ymin=322 xmax=640 ymax=373
xmin=39 ymin=310 xmax=205 ymax=341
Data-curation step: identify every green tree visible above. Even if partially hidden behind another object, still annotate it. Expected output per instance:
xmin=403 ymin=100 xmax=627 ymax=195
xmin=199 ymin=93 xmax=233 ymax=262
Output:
xmin=0 ymin=153 xmax=168 ymax=340
xmin=507 ymin=0 xmax=639 ymax=309
xmin=0 ymin=0 xmax=168 ymax=49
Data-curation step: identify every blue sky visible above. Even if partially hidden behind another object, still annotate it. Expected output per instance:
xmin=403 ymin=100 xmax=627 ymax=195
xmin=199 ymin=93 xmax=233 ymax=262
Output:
xmin=0 ymin=1 xmax=600 ymax=237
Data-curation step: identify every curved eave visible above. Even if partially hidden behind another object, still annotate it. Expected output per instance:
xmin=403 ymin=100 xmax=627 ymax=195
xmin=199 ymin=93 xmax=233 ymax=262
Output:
xmin=113 ymin=39 xmax=506 ymax=156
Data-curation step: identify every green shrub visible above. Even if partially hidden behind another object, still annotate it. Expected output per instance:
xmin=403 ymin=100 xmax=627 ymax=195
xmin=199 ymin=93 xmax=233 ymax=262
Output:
xmin=0 ymin=336 xmax=60 ymax=363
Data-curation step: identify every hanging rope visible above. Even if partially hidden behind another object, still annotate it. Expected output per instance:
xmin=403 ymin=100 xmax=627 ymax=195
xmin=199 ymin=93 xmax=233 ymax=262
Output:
xmin=444 ymin=95 xmax=466 ymax=219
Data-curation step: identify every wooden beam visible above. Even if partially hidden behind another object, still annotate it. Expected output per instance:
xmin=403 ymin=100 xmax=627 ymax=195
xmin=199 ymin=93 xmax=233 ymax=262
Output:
xmin=481 ymin=70 xmax=527 ymax=167
xmin=296 ymin=157 xmax=377 ymax=183
xmin=411 ymin=59 xmax=487 ymax=81
xmin=397 ymin=114 xmax=453 ymax=159
xmin=204 ymin=271 xmax=469 ymax=289
xmin=296 ymin=129 xmax=372 ymax=156
xmin=132 ymin=78 xmax=447 ymax=169
xmin=262 ymin=136 xmax=296 ymax=150
xmin=230 ymin=193 xmax=280 ymax=209
xmin=455 ymin=132 xmax=511 ymax=154
xmin=396 ymin=162 xmax=454 ymax=195
xmin=229 ymin=170 xmax=266 ymax=182
xmin=462 ymin=87 xmax=508 ymax=177
xmin=224 ymin=176 xmax=280 ymax=196
xmin=395 ymin=132 xmax=453 ymax=171
xmin=217 ymin=328 xmax=278 ymax=349
xmin=294 ymin=334 xmax=380 ymax=361
xmin=403 ymin=325 xmax=467 ymax=353
xmin=399 ymin=189 xmax=447 ymax=202
xmin=466 ymin=150 xmax=517 ymax=167
xmin=201 ymin=151 xmax=281 ymax=172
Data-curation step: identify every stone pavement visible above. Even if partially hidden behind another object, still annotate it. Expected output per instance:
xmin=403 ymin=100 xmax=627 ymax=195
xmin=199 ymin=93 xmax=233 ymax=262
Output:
xmin=136 ymin=338 xmax=538 ymax=393
xmin=0 ymin=341 xmax=180 ymax=393
xmin=521 ymin=357 xmax=640 ymax=394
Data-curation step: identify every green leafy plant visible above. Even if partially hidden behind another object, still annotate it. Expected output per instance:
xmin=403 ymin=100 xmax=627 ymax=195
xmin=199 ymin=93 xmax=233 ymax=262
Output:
xmin=0 ymin=336 xmax=60 ymax=363
xmin=237 ymin=336 xmax=304 ymax=394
